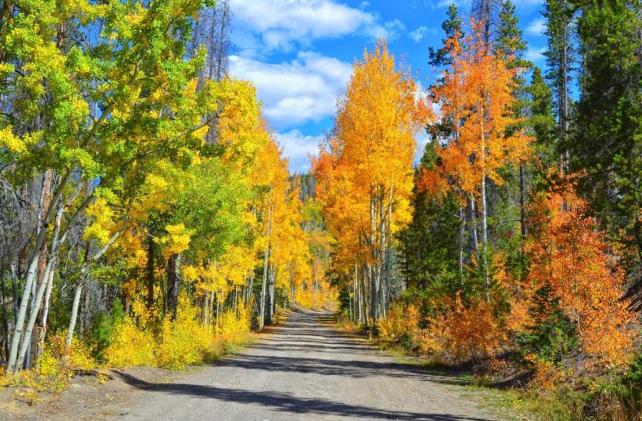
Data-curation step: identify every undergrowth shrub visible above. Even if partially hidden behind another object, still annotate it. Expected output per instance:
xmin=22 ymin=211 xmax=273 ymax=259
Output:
xmin=158 ymin=299 xmax=210 ymax=370
xmin=0 ymin=331 xmax=98 ymax=403
xmin=218 ymin=301 xmax=252 ymax=348
xmin=92 ymin=299 xmax=125 ymax=362
xmin=104 ymin=316 xmax=156 ymax=367
xmin=104 ymin=296 xmax=252 ymax=370
xmin=422 ymin=295 xmax=507 ymax=363
xmin=378 ymin=302 xmax=421 ymax=348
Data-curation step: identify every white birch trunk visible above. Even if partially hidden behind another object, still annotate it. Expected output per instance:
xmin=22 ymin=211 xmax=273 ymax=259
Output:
xmin=65 ymin=283 xmax=83 ymax=348
xmin=15 ymin=257 xmax=57 ymax=371
xmin=65 ymin=231 xmax=121 ymax=349
xmin=259 ymin=202 xmax=271 ymax=330
xmin=480 ymin=106 xmax=490 ymax=300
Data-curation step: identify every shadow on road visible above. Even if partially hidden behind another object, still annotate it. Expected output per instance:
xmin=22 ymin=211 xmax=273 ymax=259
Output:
xmin=113 ymin=370 xmax=492 ymax=421
xmin=217 ymin=354 xmax=433 ymax=380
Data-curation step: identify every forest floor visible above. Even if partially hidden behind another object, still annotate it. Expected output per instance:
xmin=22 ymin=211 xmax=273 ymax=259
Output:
xmin=0 ymin=310 xmax=528 ymax=420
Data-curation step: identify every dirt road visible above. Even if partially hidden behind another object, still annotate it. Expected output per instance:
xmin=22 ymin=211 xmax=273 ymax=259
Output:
xmin=110 ymin=311 xmax=508 ymax=420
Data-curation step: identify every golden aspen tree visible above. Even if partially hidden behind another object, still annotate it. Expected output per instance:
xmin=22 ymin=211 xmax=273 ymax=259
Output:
xmin=315 ymin=41 xmax=430 ymax=326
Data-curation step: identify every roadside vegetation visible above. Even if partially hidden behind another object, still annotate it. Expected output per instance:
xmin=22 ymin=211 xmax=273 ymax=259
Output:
xmin=0 ymin=0 xmax=336 ymax=401
xmin=1 ymin=1 xmax=641 ymax=419
xmin=321 ymin=2 xmax=642 ymax=420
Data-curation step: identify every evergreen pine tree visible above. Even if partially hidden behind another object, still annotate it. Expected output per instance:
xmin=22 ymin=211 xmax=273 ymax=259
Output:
xmin=398 ymin=143 xmax=461 ymax=302
xmin=528 ymin=67 xmax=557 ymax=179
xmin=571 ymin=0 xmax=642 ymax=309
xmin=429 ymin=4 xmax=463 ymax=67
xmin=543 ymin=0 xmax=576 ymax=172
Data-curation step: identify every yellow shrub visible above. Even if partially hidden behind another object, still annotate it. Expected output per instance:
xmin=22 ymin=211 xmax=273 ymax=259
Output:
xmin=158 ymin=299 xmax=210 ymax=370
xmin=218 ymin=302 xmax=252 ymax=347
xmin=104 ymin=317 xmax=155 ymax=367
xmin=44 ymin=332 xmax=95 ymax=371
xmin=0 ymin=333 xmax=92 ymax=397
xmin=524 ymin=354 xmax=566 ymax=391
xmin=378 ymin=303 xmax=421 ymax=344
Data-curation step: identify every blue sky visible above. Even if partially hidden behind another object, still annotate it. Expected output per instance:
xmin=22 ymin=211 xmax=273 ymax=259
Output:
xmin=228 ymin=0 xmax=547 ymax=173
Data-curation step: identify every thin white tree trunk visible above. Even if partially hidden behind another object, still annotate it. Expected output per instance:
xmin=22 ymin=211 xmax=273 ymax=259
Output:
xmin=204 ymin=292 xmax=210 ymax=327
xmin=480 ymin=107 xmax=490 ymax=301
xmin=352 ymin=264 xmax=358 ymax=323
xmin=65 ymin=283 xmax=83 ymax=348
xmin=40 ymin=267 xmax=55 ymax=338
xmin=15 ymin=257 xmax=57 ymax=371
xmin=15 ymin=204 xmax=65 ymax=372
xmin=65 ymin=231 xmax=121 ymax=349
xmin=215 ymin=293 xmax=220 ymax=333
xmin=458 ymin=206 xmax=465 ymax=285
xmin=209 ymin=290 xmax=215 ymax=331
xmin=7 ymin=249 xmax=43 ymax=372
xmin=7 ymin=198 xmax=66 ymax=373
xmin=259 ymin=202 xmax=271 ymax=330
xmin=470 ymin=196 xmax=479 ymax=251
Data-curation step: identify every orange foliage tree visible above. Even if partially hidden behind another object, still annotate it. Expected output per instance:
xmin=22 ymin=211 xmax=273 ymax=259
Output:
xmin=420 ymin=25 xmax=530 ymax=294
xmin=526 ymin=183 xmax=635 ymax=368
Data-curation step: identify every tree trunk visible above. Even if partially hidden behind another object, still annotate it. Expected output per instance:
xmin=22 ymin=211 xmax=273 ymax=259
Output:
xmin=10 ymin=262 xmax=18 ymax=321
xmin=65 ymin=282 xmax=82 ymax=349
xmin=7 ymin=242 xmax=44 ymax=371
xmin=210 ymin=290 xmax=215 ymax=330
xmin=35 ymin=265 xmax=55 ymax=364
xmin=470 ymin=196 xmax=479 ymax=251
xmin=519 ymin=164 xmax=527 ymax=238
xmin=369 ymin=194 xmax=378 ymax=324
xmin=362 ymin=265 xmax=370 ymax=328
xmin=267 ymin=268 xmax=276 ymax=324
xmin=146 ymin=234 xmax=155 ymax=311
xmin=8 ymin=170 xmax=87 ymax=370
xmin=1 ymin=267 xmax=9 ymax=360
xmin=7 ymin=195 xmax=61 ymax=373
xmin=30 ymin=171 xmax=53 ymax=368
xmin=247 ymin=274 xmax=254 ymax=306
xmin=352 ymin=264 xmax=358 ymax=323
xmin=215 ymin=293 xmax=220 ymax=333
xmin=458 ymin=206 xmax=465 ymax=285
xmin=64 ymin=232 xmax=121 ymax=349
xmin=259 ymin=202 xmax=272 ymax=330
xmin=480 ymin=110 xmax=490 ymax=301
xmin=166 ymin=253 xmax=181 ymax=320
xmin=16 ymin=257 xmax=57 ymax=371
xmin=203 ymin=292 xmax=210 ymax=327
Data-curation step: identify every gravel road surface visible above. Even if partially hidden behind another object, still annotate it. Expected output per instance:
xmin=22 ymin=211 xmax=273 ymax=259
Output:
xmin=112 ymin=311 xmax=507 ymax=421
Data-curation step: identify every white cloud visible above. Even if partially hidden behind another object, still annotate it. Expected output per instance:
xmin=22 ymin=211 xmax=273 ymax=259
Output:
xmin=526 ymin=46 xmax=546 ymax=63
xmin=275 ymin=129 xmax=324 ymax=172
xmin=414 ymin=130 xmax=430 ymax=164
xmin=229 ymin=0 xmax=398 ymax=53
xmin=409 ymin=26 xmax=430 ymax=42
xmin=526 ymin=17 xmax=546 ymax=36
xmin=383 ymin=19 xmax=406 ymax=41
xmin=229 ymin=51 xmax=352 ymax=128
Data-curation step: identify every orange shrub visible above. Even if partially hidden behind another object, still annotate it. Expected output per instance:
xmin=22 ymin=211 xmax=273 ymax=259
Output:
xmin=422 ymin=294 xmax=507 ymax=363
